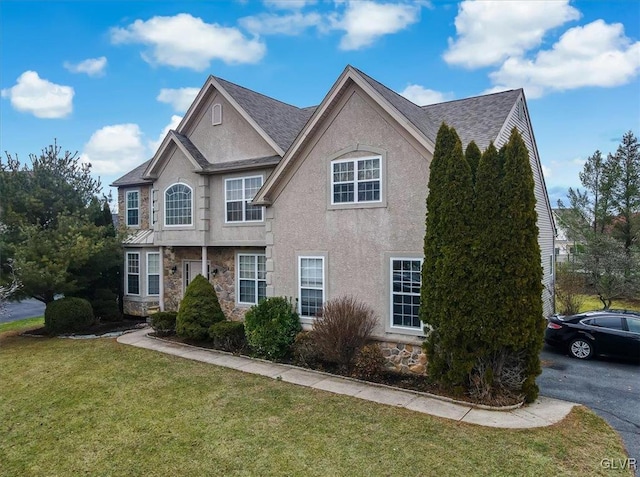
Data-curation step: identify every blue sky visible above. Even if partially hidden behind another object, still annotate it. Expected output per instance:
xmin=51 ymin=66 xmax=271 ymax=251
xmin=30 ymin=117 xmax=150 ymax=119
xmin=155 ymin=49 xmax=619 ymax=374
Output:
xmin=1 ymin=1 xmax=638 ymax=207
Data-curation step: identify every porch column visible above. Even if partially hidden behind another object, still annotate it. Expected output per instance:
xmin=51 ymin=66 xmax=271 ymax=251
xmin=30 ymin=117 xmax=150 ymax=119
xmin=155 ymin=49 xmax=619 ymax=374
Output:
xmin=201 ymin=246 xmax=208 ymax=277
xmin=159 ymin=246 xmax=165 ymax=311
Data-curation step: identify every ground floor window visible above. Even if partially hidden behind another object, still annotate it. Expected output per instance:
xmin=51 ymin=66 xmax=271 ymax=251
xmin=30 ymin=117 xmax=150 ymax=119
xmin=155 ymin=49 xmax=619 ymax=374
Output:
xmin=126 ymin=252 xmax=140 ymax=295
xmin=299 ymin=256 xmax=324 ymax=317
xmin=237 ymin=254 xmax=266 ymax=305
xmin=147 ymin=252 xmax=160 ymax=296
xmin=391 ymin=258 xmax=422 ymax=329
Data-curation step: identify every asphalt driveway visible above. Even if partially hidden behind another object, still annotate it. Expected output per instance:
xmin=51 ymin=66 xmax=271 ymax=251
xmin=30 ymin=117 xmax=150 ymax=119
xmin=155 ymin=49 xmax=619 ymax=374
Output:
xmin=0 ymin=298 xmax=45 ymax=324
xmin=539 ymin=345 xmax=640 ymax=468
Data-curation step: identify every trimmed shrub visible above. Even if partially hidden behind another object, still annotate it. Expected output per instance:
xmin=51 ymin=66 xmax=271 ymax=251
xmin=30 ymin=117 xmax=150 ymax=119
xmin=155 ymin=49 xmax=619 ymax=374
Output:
xmin=209 ymin=321 xmax=246 ymax=353
xmin=45 ymin=297 xmax=94 ymax=333
xmin=352 ymin=343 xmax=385 ymax=381
xmin=176 ymin=274 xmax=225 ymax=341
xmin=311 ymin=296 xmax=377 ymax=371
xmin=91 ymin=288 xmax=122 ymax=322
xmin=244 ymin=297 xmax=301 ymax=360
xmin=150 ymin=311 xmax=178 ymax=337
xmin=292 ymin=331 xmax=321 ymax=368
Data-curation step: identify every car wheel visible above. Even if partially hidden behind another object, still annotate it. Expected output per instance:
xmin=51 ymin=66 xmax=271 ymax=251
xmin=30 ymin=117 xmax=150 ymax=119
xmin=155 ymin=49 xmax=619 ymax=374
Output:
xmin=569 ymin=338 xmax=594 ymax=359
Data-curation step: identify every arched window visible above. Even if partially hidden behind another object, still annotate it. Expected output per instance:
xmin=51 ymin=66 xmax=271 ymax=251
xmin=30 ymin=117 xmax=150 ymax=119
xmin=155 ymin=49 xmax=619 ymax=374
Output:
xmin=165 ymin=183 xmax=192 ymax=226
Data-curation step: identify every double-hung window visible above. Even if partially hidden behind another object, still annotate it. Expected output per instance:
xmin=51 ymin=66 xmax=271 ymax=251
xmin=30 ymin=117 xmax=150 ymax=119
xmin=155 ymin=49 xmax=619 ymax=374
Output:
xmin=225 ymin=176 xmax=263 ymax=222
xmin=147 ymin=252 xmax=160 ymax=296
xmin=126 ymin=252 xmax=140 ymax=295
xmin=126 ymin=190 xmax=139 ymax=226
xmin=237 ymin=254 xmax=266 ymax=305
xmin=299 ymin=257 xmax=324 ymax=317
xmin=165 ymin=183 xmax=192 ymax=226
xmin=332 ymin=156 xmax=381 ymax=204
xmin=390 ymin=258 xmax=422 ymax=329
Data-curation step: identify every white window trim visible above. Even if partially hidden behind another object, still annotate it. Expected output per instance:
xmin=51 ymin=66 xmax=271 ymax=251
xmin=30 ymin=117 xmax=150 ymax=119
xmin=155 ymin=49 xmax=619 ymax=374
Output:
xmin=147 ymin=252 xmax=160 ymax=297
xmin=212 ymin=103 xmax=222 ymax=126
xmin=126 ymin=252 xmax=140 ymax=296
xmin=330 ymin=155 xmax=382 ymax=205
xmin=224 ymin=175 xmax=265 ymax=223
xmin=389 ymin=257 xmax=424 ymax=332
xmin=164 ymin=182 xmax=193 ymax=227
xmin=298 ymin=256 xmax=325 ymax=318
xmin=236 ymin=253 xmax=266 ymax=306
xmin=151 ymin=189 xmax=158 ymax=225
xmin=126 ymin=190 xmax=140 ymax=227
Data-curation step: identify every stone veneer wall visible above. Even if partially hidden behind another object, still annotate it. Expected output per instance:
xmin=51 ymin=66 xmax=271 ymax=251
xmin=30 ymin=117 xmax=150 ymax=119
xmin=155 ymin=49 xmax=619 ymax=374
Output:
xmin=124 ymin=299 xmax=160 ymax=316
xmin=162 ymin=246 xmax=249 ymax=322
xmin=117 ymin=186 xmax=151 ymax=230
xmin=378 ymin=341 xmax=427 ymax=375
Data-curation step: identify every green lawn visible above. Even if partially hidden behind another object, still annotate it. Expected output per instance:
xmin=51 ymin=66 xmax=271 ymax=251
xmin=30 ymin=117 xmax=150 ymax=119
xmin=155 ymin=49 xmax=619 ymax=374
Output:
xmin=0 ymin=333 xmax=632 ymax=477
xmin=578 ymin=296 xmax=640 ymax=312
xmin=0 ymin=316 xmax=44 ymax=334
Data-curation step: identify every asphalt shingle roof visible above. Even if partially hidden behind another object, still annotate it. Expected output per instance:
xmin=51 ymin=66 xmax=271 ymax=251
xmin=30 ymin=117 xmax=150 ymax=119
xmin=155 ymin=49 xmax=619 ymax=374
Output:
xmin=172 ymin=132 xmax=209 ymax=168
xmin=110 ymin=159 xmax=152 ymax=187
xmin=215 ymin=76 xmax=315 ymax=152
xmin=422 ymin=89 xmax=522 ymax=151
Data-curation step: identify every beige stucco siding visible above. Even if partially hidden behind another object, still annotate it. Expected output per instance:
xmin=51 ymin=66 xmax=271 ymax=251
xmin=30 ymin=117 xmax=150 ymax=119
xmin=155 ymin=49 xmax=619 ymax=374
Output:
xmin=152 ymin=146 xmax=203 ymax=246
xmin=269 ymin=87 xmax=431 ymax=343
xmin=185 ymin=91 xmax=277 ymax=163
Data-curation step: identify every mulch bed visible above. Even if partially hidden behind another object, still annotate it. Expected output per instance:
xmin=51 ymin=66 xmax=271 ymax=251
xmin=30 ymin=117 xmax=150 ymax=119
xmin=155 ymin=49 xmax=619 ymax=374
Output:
xmin=154 ymin=332 xmax=522 ymax=407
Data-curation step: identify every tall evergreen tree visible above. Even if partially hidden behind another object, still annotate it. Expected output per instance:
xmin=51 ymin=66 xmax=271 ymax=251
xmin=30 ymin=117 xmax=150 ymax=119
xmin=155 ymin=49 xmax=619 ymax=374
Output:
xmin=422 ymin=124 xmax=475 ymax=387
xmin=472 ymin=143 xmax=506 ymax=345
xmin=500 ymin=128 xmax=544 ymax=403
xmin=420 ymin=123 xmax=456 ymax=330
xmin=465 ymin=141 xmax=482 ymax=185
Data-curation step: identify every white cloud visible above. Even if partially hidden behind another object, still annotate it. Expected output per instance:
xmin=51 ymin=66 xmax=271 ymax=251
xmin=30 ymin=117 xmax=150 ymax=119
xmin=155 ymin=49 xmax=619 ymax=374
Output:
xmin=157 ymin=88 xmax=199 ymax=112
xmin=63 ymin=56 xmax=107 ymax=77
xmin=148 ymin=115 xmax=183 ymax=154
xmin=1 ymin=71 xmax=74 ymax=118
xmin=263 ymin=0 xmax=316 ymax=9
xmin=400 ymin=84 xmax=453 ymax=105
xmin=489 ymin=20 xmax=640 ymax=98
xmin=332 ymin=1 xmax=421 ymax=50
xmin=110 ymin=13 xmax=265 ymax=70
xmin=81 ymin=124 xmax=148 ymax=175
xmin=239 ymin=12 xmax=322 ymax=36
xmin=444 ymin=0 xmax=580 ymax=68
xmin=541 ymin=164 xmax=551 ymax=178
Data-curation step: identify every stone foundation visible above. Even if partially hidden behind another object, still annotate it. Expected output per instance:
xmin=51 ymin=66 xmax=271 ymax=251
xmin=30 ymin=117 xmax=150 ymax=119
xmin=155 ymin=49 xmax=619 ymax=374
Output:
xmin=123 ymin=299 xmax=160 ymax=317
xmin=378 ymin=341 xmax=427 ymax=375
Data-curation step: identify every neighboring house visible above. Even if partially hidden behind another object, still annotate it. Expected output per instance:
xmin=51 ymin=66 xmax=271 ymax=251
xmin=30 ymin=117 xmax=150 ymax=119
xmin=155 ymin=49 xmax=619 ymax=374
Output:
xmin=112 ymin=65 xmax=555 ymax=367
xmin=552 ymin=208 xmax=582 ymax=264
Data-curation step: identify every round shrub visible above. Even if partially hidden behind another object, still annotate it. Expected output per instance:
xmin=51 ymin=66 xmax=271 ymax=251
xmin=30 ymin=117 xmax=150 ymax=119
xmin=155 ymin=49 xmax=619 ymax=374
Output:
xmin=150 ymin=311 xmax=178 ymax=336
xmin=91 ymin=288 xmax=122 ymax=322
xmin=352 ymin=344 xmax=386 ymax=381
xmin=45 ymin=297 xmax=95 ymax=334
xmin=209 ymin=321 xmax=246 ymax=353
xmin=176 ymin=274 xmax=225 ymax=341
xmin=244 ymin=297 xmax=301 ymax=360
xmin=311 ymin=296 xmax=377 ymax=371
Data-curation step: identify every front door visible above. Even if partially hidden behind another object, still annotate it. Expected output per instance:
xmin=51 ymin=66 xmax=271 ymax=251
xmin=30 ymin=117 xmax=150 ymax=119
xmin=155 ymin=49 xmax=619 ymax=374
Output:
xmin=183 ymin=260 xmax=210 ymax=293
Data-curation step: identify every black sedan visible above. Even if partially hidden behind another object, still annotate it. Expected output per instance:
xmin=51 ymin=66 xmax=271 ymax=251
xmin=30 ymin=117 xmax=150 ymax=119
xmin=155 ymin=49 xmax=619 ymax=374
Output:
xmin=545 ymin=310 xmax=640 ymax=360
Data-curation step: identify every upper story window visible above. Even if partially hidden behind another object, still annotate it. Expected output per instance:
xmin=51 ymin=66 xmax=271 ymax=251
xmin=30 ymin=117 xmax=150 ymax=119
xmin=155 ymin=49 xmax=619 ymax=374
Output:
xmin=126 ymin=190 xmax=139 ymax=227
xmin=165 ymin=183 xmax=192 ymax=226
xmin=332 ymin=156 xmax=381 ymax=204
xmin=225 ymin=176 xmax=263 ymax=223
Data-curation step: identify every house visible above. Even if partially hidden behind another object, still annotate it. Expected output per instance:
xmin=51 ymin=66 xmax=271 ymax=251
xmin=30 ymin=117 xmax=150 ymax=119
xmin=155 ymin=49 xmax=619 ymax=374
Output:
xmin=552 ymin=208 xmax=581 ymax=264
xmin=112 ymin=65 xmax=555 ymax=370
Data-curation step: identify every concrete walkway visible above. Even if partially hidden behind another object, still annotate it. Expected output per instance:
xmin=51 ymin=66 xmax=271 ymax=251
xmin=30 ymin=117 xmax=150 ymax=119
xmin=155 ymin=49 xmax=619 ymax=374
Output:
xmin=117 ymin=328 xmax=576 ymax=429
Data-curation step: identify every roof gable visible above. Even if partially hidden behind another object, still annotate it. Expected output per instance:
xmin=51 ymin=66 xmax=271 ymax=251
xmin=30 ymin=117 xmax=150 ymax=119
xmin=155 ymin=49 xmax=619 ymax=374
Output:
xmin=253 ymin=65 xmax=438 ymax=204
xmin=143 ymin=131 xmax=206 ymax=179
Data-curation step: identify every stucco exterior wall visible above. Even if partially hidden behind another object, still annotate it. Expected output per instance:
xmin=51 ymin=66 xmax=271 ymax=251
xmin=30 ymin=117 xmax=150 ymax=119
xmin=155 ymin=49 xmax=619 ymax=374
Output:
xmin=268 ymin=86 xmax=431 ymax=344
xmin=185 ymin=91 xmax=276 ymax=163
